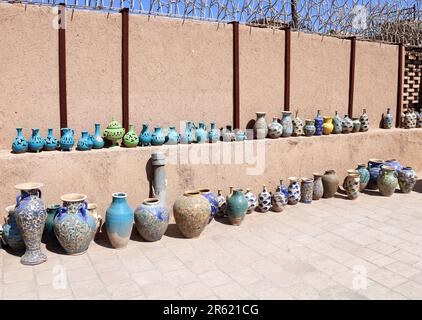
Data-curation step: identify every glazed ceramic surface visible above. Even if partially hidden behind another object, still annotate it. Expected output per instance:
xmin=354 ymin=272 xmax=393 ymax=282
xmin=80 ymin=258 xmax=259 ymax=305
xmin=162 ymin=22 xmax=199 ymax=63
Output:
xmin=304 ymin=119 xmax=316 ymax=136
xmin=300 ymin=178 xmax=314 ymax=204
xmin=343 ymin=170 xmax=360 ymax=200
xmin=384 ymin=159 xmax=403 ymax=174
xmin=360 ymin=109 xmax=369 ymax=132
xmin=151 ymin=127 xmax=165 ymax=146
xmin=44 ymin=204 xmax=60 ymax=242
xmin=314 ymin=110 xmax=323 ymax=136
xmin=199 ymin=189 xmax=219 ymax=223
xmin=312 ymin=173 xmax=324 ymax=200
xmin=288 ymin=178 xmax=301 ymax=205
xmin=2 ymin=205 xmax=25 ymax=250
xmin=106 ymin=193 xmax=134 ymax=249
xmin=377 ymin=166 xmax=398 ymax=197
xmin=356 ymin=163 xmax=370 ymax=191
xmin=398 ymin=167 xmax=417 ymax=193
xmin=244 ymin=189 xmax=258 ymax=214
xmin=14 ymin=183 xmax=47 ymax=265
xmin=165 ymin=127 xmax=179 ymax=145
xmin=196 ymin=122 xmax=208 ymax=144
xmin=123 ymin=124 xmax=139 ymax=147
xmin=271 ymin=186 xmax=286 ymax=212
xmin=416 ymin=111 xmax=422 ymax=128
xmin=180 ymin=122 xmax=195 ymax=144
xmin=322 ymin=170 xmax=339 ymax=198
xmin=77 ymin=131 xmax=92 ymax=151
xmin=208 ymin=123 xmax=220 ymax=143
xmin=367 ymin=159 xmax=384 ymax=190
xmin=222 ymin=126 xmax=236 ymax=142
xmin=92 ymin=123 xmax=105 ymax=149
xmin=60 ymin=128 xmax=75 ymax=151
xmin=352 ymin=118 xmax=361 ymax=132
xmin=292 ymin=111 xmax=304 ymax=136
xmin=279 ymin=180 xmax=289 ymax=200
xmin=267 ymin=117 xmax=283 ymax=138
xmin=87 ymin=203 xmax=102 ymax=232
xmin=103 ymin=117 xmax=125 ymax=146
xmin=215 ymin=190 xmax=227 ymax=218
xmin=44 ymin=128 xmax=59 ymax=151
xmin=235 ymin=129 xmax=247 ymax=141
xmin=333 ymin=111 xmax=343 ymax=134
xmin=134 ymin=198 xmax=169 ymax=242
xmin=281 ymin=111 xmax=293 ymax=137
xmin=322 ymin=117 xmax=334 ymax=135
xmin=342 ymin=115 xmax=353 ymax=133
xmin=12 ymin=128 xmax=28 ymax=153
xmin=254 ymin=112 xmax=268 ymax=139
xmin=29 ymin=129 xmax=44 ymax=152
xmin=139 ymin=124 xmax=152 ymax=146
xmin=383 ymin=108 xmax=393 ymax=129
xmin=227 ymin=189 xmax=248 ymax=226
xmin=258 ymin=186 xmax=271 ymax=212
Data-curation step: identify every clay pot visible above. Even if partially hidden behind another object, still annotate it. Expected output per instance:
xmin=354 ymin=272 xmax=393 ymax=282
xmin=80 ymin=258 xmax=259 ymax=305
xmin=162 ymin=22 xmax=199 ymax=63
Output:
xmin=134 ymin=198 xmax=170 ymax=242
xmin=244 ymin=188 xmax=258 ymax=214
xmin=322 ymin=116 xmax=334 ymax=135
xmin=253 ymin=112 xmax=268 ymax=139
xmin=271 ymin=186 xmax=287 ymax=212
xmin=106 ymin=192 xmax=134 ymax=249
xmin=281 ymin=111 xmax=293 ymax=137
xmin=258 ymin=185 xmax=272 ymax=212
xmin=215 ymin=190 xmax=226 ymax=218
xmin=287 ymin=177 xmax=301 ymax=205
xmin=312 ymin=173 xmax=324 ymax=200
xmin=322 ymin=170 xmax=339 ymax=198
xmin=367 ymin=159 xmax=384 ymax=190
xmin=300 ymin=178 xmax=314 ymax=204
xmin=343 ymin=170 xmax=360 ymax=200
xmin=267 ymin=117 xmax=283 ymax=138
xmin=2 ymin=205 xmax=25 ymax=251
xmin=398 ymin=167 xmax=417 ymax=193
xmin=227 ymin=189 xmax=248 ymax=226
xmin=292 ymin=111 xmax=304 ymax=136
xmin=377 ymin=166 xmax=398 ymax=197
xmin=360 ymin=109 xmax=369 ymax=132
xmin=355 ymin=163 xmax=370 ymax=191
xmin=199 ymin=188 xmax=219 ymax=223
xmin=383 ymin=108 xmax=393 ymax=129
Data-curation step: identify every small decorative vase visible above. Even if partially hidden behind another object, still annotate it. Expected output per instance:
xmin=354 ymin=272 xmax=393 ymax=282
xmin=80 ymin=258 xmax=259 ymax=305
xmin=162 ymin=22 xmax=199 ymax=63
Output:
xmin=398 ymin=167 xmax=417 ymax=193
xmin=377 ymin=166 xmax=398 ymax=197
xmin=103 ymin=117 xmax=125 ymax=147
xmin=410 ymin=108 xmax=417 ymax=128
xmin=139 ymin=124 xmax=152 ymax=146
xmin=271 ymin=186 xmax=287 ymax=212
xmin=292 ymin=111 xmax=304 ymax=136
xmin=215 ymin=190 xmax=227 ymax=218
xmin=44 ymin=128 xmax=58 ymax=151
xmin=28 ymin=128 xmax=44 ymax=153
xmin=77 ymin=131 xmax=92 ymax=151
xmin=2 ymin=205 xmax=25 ymax=251
xmin=44 ymin=204 xmax=60 ymax=242
xmin=254 ymin=112 xmax=268 ymax=139
xmin=12 ymin=128 xmax=28 ymax=154
xmin=105 ymin=192 xmax=134 ymax=249
xmin=208 ymin=122 xmax=220 ymax=143
xmin=352 ymin=118 xmax=361 ymax=132
xmin=14 ymin=182 xmax=47 ymax=265
xmin=360 ymin=109 xmax=369 ymax=132
xmin=279 ymin=180 xmax=289 ymax=200
xmin=367 ymin=159 xmax=384 ymax=190
xmin=87 ymin=134 xmax=94 ymax=150
xmin=303 ymin=119 xmax=316 ymax=136
xmin=222 ymin=126 xmax=235 ymax=142
xmin=123 ymin=124 xmax=139 ymax=147
xmin=165 ymin=126 xmax=179 ymax=145
xmin=322 ymin=170 xmax=339 ymax=198
xmin=300 ymin=178 xmax=314 ymax=204
xmin=383 ymin=159 xmax=403 ymax=174
xmin=180 ymin=122 xmax=194 ymax=144
xmin=258 ymin=185 xmax=272 ymax=212
xmin=416 ymin=111 xmax=422 ymax=128
xmin=355 ymin=163 xmax=370 ymax=191
xmin=60 ymin=128 xmax=75 ymax=151
xmin=333 ymin=111 xmax=343 ymax=134
xmin=92 ymin=123 xmax=105 ymax=149
xmin=173 ymin=190 xmax=210 ymax=238
xmin=235 ymin=129 xmax=247 ymax=141
xmin=314 ymin=110 xmax=323 ymax=136
xmin=151 ymin=127 xmax=165 ymax=146
xmin=196 ymin=122 xmax=208 ymax=144
xmin=244 ymin=188 xmax=258 ymax=214
xmin=54 ymin=194 xmax=97 ymax=255
xmin=287 ymin=177 xmax=301 ymax=205
xmin=134 ymin=198 xmax=169 ymax=242
xmin=322 ymin=116 xmax=334 ymax=135
xmin=199 ymin=188 xmax=219 ymax=223
xmin=383 ymin=108 xmax=393 ymax=129
xmin=343 ymin=170 xmax=360 ymax=200
xmin=342 ymin=115 xmax=353 ymax=133
xmin=281 ymin=111 xmax=293 ymax=137
xmin=402 ymin=110 xmax=412 ymax=129
xmin=189 ymin=122 xmax=197 ymax=143
xmin=267 ymin=117 xmax=283 ymax=138
xmin=87 ymin=203 xmax=102 ymax=233
xmin=227 ymin=189 xmax=248 ymax=226
xmin=312 ymin=173 xmax=324 ymax=200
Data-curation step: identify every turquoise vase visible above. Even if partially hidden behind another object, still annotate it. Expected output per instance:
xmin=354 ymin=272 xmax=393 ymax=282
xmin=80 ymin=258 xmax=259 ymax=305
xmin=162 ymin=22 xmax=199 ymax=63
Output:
xmin=2 ymin=205 xmax=25 ymax=251
xmin=208 ymin=122 xmax=220 ymax=143
xmin=227 ymin=189 xmax=248 ymax=226
xmin=134 ymin=198 xmax=169 ymax=242
xmin=356 ymin=163 xmax=370 ymax=191
xmin=196 ymin=122 xmax=207 ymax=144
xmin=151 ymin=127 xmax=165 ymax=146
xmin=28 ymin=128 xmax=44 ymax=153
xmin=281 ymin=111 xmax=293 ymax=137
xmin=106 ymin=192 xmax=134 ymax=249
xmin=77 ymin=131 xmax=92 ymax=151
xmin=44 ymin=204 xmax=60 ymax=242
xmin=12 ymin=128 xmax=28 ymax=154
xmin=44 ymin=128 xmax=58 ymax=151
xmin=165 ymin=126 xmax=179 ymax=145
xmin=92 ymin=123 xmax=105 ymax=149
xmin=235 ymin=129 xmax=247 ymax=141
xmin=139 ymin=124 xmax=152 ymax=146
xmin=60 ymin=128 xmax=75 ymax=151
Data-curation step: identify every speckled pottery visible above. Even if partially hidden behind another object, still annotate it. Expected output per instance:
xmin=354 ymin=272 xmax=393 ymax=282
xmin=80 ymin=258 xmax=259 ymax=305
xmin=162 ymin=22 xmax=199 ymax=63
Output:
xmin=215 ymin=190 xmax=227 ymax=218
xmin=343 ymin=170 xmax=360 ymax=200
xmin=208 ymin=122 xmax=220 ymax=143
xmin=398 ymin=167 xmax=417 ymax=193
xmin=244 ymin=188 xmax=258 ymax=214
xmin=312 ymin=173 xmax=324 ymax=200
xmin=300 ymin=178 xmax=314 ymax=204
xmin=402 ymin=108 xmax=416 ymax=129
xmin=267 ymin=117 xmax=283 ymax=138
xmin=383 ymin=108 xmax=393 ymax=129
xmin=106 ymin=193 xmax=134 ymax=249
xmin=196 ymin=122 xmax=208 ymax=144
xmin=355 ymin=163 xmax=370 ymax=191
xmin=416 ymin=111 xmax=422 ymax=128
xmin=271 ymin=186 xmax=287 ymax=212
xmin=288 ymin=177 xmax=301 ymax=205
xmin=44 ymin=204 xmax=60 ymax=242
xmin=28 ymin=129 xmax=44 ymax=153
xmin=367 ymin=159 xmax=384 ymax=190
xmin=281 ymin=111 xmax=293 ymax=137
xmin=303 ymin=119 xmax=316 ymax=136
xmin=322 ymin=170 xmax=339 ymax=198
xmin=333 ymin=111 xmax=343 ymax=134
xmin=77 ymin=131 xmax=92 ymax=151
xmin=165 ymin=126 xmax=179 ymax=145
xmin=92 ymin=123 xmax=105 ymax=149
xmin=322 ymin=116 xmax=334 ymax=135
xmin=360 ymin=109 xmax=369 ymax=132
xmin=342 ymin=115 xmax=353 ymax=133
xmin=14 ymin=182 xmax=47 ymax=265
xmin=12 ymin=128 xmax=28 ymax=154
xmin=258 ymin=185 xmax=272 ymax=212
xmin=123 ymin=124 xmax=139 ymax=147
xmin=384 ymin=159 xmax=403 ymax=174
xmin=199 ymin=189 xmax=219 ymax=223
xmin=44 ymin=128 xmax=59 ymax=151
xmin=377 ymin=165 xmax=398 ymax=197
xmin=54 ymin=194 xmax=96 ymax=255
xmin=254 ymin=112 xmax=268 ymax=139
xmin=139 ymin=124 xmax=152 ymax=146
xmin=87 ymin=203 xmax=102 ymax=233
xmin=227 ymin=189 xmax=248 ymax=226
xmin=352 ymin=118 xmax=361 ymax=132
xmin=279 ymin=180 xmax=289 ymax=200
xmin=134 ymin=198 xmax=169 ymax=242
xmin=2 ymin=205 xmax=25 ymax=251
xmin=314 ymin=110 xmax=323 ymax=136
xmin=60 ymin=128 xmax=75 ymax=151
xmin=222 ymin=126 xmax=236 ymax=142
xmin=103 ymin=117 xmax=125 ymax=147
xmin=235 ymin=129 xmax=247 ymax=141
xmin=292 ymin=111 xmax=304 ymax=136
xmin=151 ymin=127 xmax=165 ymax=146
xmin=173 ymin=191 xmax=210 ymax=238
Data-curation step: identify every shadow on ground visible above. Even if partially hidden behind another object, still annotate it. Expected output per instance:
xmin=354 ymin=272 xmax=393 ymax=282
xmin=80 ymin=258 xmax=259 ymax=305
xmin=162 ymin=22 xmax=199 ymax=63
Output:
xmin=164 ymin=223 xmax=185 ymax=239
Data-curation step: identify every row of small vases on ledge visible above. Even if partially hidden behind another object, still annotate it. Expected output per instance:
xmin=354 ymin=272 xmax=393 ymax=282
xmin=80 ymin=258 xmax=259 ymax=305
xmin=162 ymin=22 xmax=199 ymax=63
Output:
xmin=400 ymin=108 xmax=422 ymax=129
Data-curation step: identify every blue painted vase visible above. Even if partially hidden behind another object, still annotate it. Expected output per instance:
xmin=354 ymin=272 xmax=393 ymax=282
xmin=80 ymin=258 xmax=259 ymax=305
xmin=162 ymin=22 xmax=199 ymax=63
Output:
xmin=355 ymin=163 xmax=370 ymax=191
xmin=14 ymin=182 xmax=47 ymax=265
xmin=165 ymin=126 xmax=179 ymax=145
xmin=304 ymin=119 xmax=316 ymax=136
xmin=333 ymin=111 xmax=343 ymax=134
xmin=367 ymin=159 xmax=384 ymax=190
xmin=60 ymin=128 xmax=75 ymax=151
xmin=281 ymin=111 xmax=293 ymax=137
xmin=151 ymin=127 xmax=165 ymax=146
xmin=384 ymin=159 xmax=403 ymax=174
xmin=12 ymin=128 xmax=28 ymax=154
xmin=258 ymin=185 xmax=272 ymax=212
xmin=44 ymin=204 xmax=60 ymax=242
xmin=383 ymin=108 xmax=393 ymax=129
xmin=196 ymin=122 xmax=207 ymax=144
xmin=208 ymin=122 xmax=220 ymax=143
xmin=134 ymin=198 xmax=169 ymax=242
xmin=28 ymin=128 xmax=44 ymax=153
xmin=398 ymin=166 xmax=417 ymax=193
xmin=288 ymin=177 xmax=301 ymax=205
xmin=2 ymin=205 xmax=25 ymax=251
xmin=314 ymin=110 xmax=323 ymax=136
xmin=279 ymin=180 xmax=289 ymax=200
xmin=244 ymin=188 xmax=257 ymax=214
xmin=92 ymin=123 xmax=105 ymax=149
xmin=227 ymin=189 xmax=248 ymax=226
xmin=77 ymin=131 xmax=92 ymax=151
xmin=44 ymin=128 xmax=59 ymax=151
xmin=106 ymin=192 xmax=134 ymax=249
xmin=199 ymin=188 xmax=219 ymax=223
xmin=139 ymin=124 xmax=152 ymax=146
xmin=87 ymin=134 xmax=94 ymax=149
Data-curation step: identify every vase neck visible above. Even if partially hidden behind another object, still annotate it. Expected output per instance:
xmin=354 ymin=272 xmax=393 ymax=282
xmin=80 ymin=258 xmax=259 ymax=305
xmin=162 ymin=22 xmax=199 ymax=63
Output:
xmin=16 ymin=128 xmax=23 ymax=137
xmin=47 ymin=128 xmax=53 ymax=136
xmin=112 ymin=194 xmax=127 ymax=204
xmin=32 ymin=129 xmax=39 ymax=136
xmin=95 ymin=124 xmax=101 ymax=135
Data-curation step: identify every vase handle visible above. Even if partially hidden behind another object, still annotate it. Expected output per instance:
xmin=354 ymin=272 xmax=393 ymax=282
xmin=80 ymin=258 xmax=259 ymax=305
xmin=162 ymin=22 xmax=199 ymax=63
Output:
xmin=15 ymin=194 xmax=21 ymax=207
xmin=37 ymin=189 xmax=42 ymax=199
xmin=79 ymin=201 xmax=88 ymax=221
xmin=57 ymin=207 xmax=68 ymax=222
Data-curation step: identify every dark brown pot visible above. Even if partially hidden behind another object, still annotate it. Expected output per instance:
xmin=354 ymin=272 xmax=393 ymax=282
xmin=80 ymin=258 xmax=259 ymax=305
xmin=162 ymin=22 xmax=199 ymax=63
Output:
xmin=322 ymin=170 xmax=339 ymax=198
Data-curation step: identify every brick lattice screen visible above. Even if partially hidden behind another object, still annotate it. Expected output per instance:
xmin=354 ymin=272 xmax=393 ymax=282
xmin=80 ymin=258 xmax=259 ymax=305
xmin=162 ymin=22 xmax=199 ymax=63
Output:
xmin=404 ymin=49 xmax=422 ymax=111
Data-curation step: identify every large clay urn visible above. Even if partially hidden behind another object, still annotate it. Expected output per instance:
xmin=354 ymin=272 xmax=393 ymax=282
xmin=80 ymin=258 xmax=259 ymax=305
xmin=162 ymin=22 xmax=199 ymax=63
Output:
xmin=322 ymin=170 xmax=339 ymax=198
xmin=173 ymin=190 xmax=211 ymax=238
xmin=377 ymin=166 xmax=398 ymax=197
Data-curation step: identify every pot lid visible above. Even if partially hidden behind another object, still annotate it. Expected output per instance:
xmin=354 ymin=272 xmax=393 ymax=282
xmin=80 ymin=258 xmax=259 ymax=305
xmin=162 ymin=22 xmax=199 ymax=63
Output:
xmin=106 ymin=117 xmax=123 ymax=130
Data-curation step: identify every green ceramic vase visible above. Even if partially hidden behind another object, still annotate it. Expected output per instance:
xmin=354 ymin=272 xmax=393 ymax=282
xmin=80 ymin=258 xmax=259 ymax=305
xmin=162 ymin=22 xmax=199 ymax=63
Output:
xmin=227 ymin=189 xmax=248 ymax=226
xmin=377 ymin=165 xmax=398 ymax=197
xmin=123 ymin=124 xmax=139 ymax=147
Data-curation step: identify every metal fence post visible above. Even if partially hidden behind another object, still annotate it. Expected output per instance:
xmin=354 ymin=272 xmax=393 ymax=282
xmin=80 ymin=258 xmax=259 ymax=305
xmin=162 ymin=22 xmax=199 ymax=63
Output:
xmin=396 ymin=43 xmax=404 ymax=127
xmin=121 ymin=8 xmax=129 ymax=132
xmin=58 ymin=3 xmax=67 ymax=130
xmin=230 ymin=21 xmax=240 ymax=129
xmin=348 ymin=36 xmax=356 ymax=118
xmin=284 ymin=26 xmax=291 ymax=112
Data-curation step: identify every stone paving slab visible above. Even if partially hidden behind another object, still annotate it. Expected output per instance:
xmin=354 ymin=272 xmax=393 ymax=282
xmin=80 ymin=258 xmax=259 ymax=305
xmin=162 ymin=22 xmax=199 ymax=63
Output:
xmin=1 ymin=179 xmax=422 ymax=300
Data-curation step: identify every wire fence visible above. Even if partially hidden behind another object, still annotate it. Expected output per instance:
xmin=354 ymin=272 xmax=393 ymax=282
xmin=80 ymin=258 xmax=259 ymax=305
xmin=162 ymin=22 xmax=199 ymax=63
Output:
xmin=2 ymin=0 xmax=421 ymax=46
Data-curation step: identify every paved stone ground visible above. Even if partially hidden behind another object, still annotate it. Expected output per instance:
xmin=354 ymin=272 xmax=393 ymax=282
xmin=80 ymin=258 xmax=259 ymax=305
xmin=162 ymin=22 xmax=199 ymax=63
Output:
xmin=1 ymin=179 xmax=422 ymax=300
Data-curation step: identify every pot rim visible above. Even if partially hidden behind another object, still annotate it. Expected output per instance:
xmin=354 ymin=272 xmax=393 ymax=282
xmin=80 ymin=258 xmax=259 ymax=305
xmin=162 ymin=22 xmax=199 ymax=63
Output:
xmin=368 ymin=158 xmax=384 ymax=163
xmin=255 ymin=111 xmax=266 ymax=116
xmin=402 ymin=166 xmax=414 ymax=170
xmin=184 ymin=190 xmax=201 ymax=197
xmin=347 ymin=169 xmax=360 ymax=175
xmin=47 ymin=204 xmax=61 ymax=210
xmin=5 ymin=205 xmax=15 ymax=213
xmin=112 ymin=192 xmax=127 ymax=199
xmin=198 ymin=188 xmax=211 ymax=194
xmin=301 ymin=178 xmax=314 ymax=183
xmin=14 ymin=182 xmax=43 ymax=191
xmin=357 ymin=163 xmax=366 ymax=167
xmin=87 ymin=203 xmax=97 ymax=210
xmin=313 ymin=172 xmax=323 ymax=177
xmin=61 ymin=193 xmax=88 ymax=202
xmin=233 ymin=188 xmax=244 ymax=193
xmin=324 ymin=169 xmax=336 ymax=174
xmin=288 ymin=176 xmax=300 ymax=182
xmin=385 ymin=159 xmax=398 ymax=163
xmin=381 ymin=165 xmax=396 ymax=171
xmin=143 ymin=197 xmax=160 ymax=205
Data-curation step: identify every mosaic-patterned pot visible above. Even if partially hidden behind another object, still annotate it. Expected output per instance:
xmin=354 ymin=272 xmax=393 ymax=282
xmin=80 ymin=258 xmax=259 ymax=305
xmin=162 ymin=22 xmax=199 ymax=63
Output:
xmin=123 ymin=124 xmax=139 ymax=147
xmin=44 ymin=128 xmax=59 ymax=151
xmin=312 ymin=173 xmax=324 ymax=200
xmin=343 ymin=170 xmax=360 ymax=200
xmin=304 ymin=119 xmax=316 ymax=136
xmin=254 ymin=112 xmax=268 ymax=139
xmin=355 ymin=163 xmax=370 ymax=191
xmin=165 ymin=126 xmax=179 ymax=145
xmin=151 ymin=127 xmax=165 ymax=146
xmin=281 ymin=111 xmax=293 ymax=137
xmin=383 ymin=108 xmax=393 ymax=129
xmin=44 ymin=204 xmax=60 ymax=242
xmin=279 ymin=180 xmax=289 ymax=200
xmin=103 ymin=117 xmax=125 ymax=147
xmin=288 ymin=177 xmax=301 ymax=205
xmin=314 ymin=110 xmax=323 ymax=136
xmin=367 ymin=159 xmax=384 ymax=190
xmin=14 ymin=182 xmax=47 ymax=265
xmin=29 ymin=128 xmax=45 ymax=153
xmin=258 ymin=185 xmax=271 ymax=212
xmin=199 ymin=189 xmax=219 ymax=223
xmin=267 ymin=117 xmax=283 ymax=138
xmin=2 ymin=205 xmax=25 ymax=251
xmin=92 ymin=123 xmax=105 ymax=149
xmin=333 ymin=111 xmax=343 ymax=134
xmin=106 ymin=193 xmax=134 ymax=249
xmin=227 ymin=189 xmax=248 ymax=226
xmin=195 ymin=122 xmax=208 ymax=144
xmin=244 ymin=188 xmax=258 ymax=214
xmin=360 ymin=109 xmax=369 ymax=132
xmin=383 ymin=159 xmax=403 ymax=174
xmin=272 ymin=186 xmax=287 ymax=212
xmin=322 ymin=170 xmax=339 ymax=198
xmin=173 ymin=191 xmax=210 ymax=238
xmin=377 ymin=165 xmax=398 ymax=197
xmin=292 ymin=111 xmax=304 ymax=136
xmin=134 ymin=198 xmax=169 ymax=242
xmin=322 ymin=116 xmax=334 ymax=135
xmin=54 ymin=194 xmax=96 ymax=255
xmin=12 ymin=127 xmax=28 ymax=154
xmin=352 ymin=118 xmax=361 ymax=133
xmin=215 ymin=190 xmax=227 ymax=218
xmin=77 ymin=131 xmax=92 ymax=151
xmin=300 ymin=178 xmax=314 ymax=204
xmin=416 ymin=111 xmax=422 ymax=128
xmin=342 ymin=115 xmax=353 ymax=133
xmin=208 ymin=122 xmax=220 ymax=143
xmin=398 ymin=166 xmax=417 ymax=193
xmin=60 ymin=128 xmax=75 ymax=151
xmin=139 ymin=124 xmax=152 ymax=146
